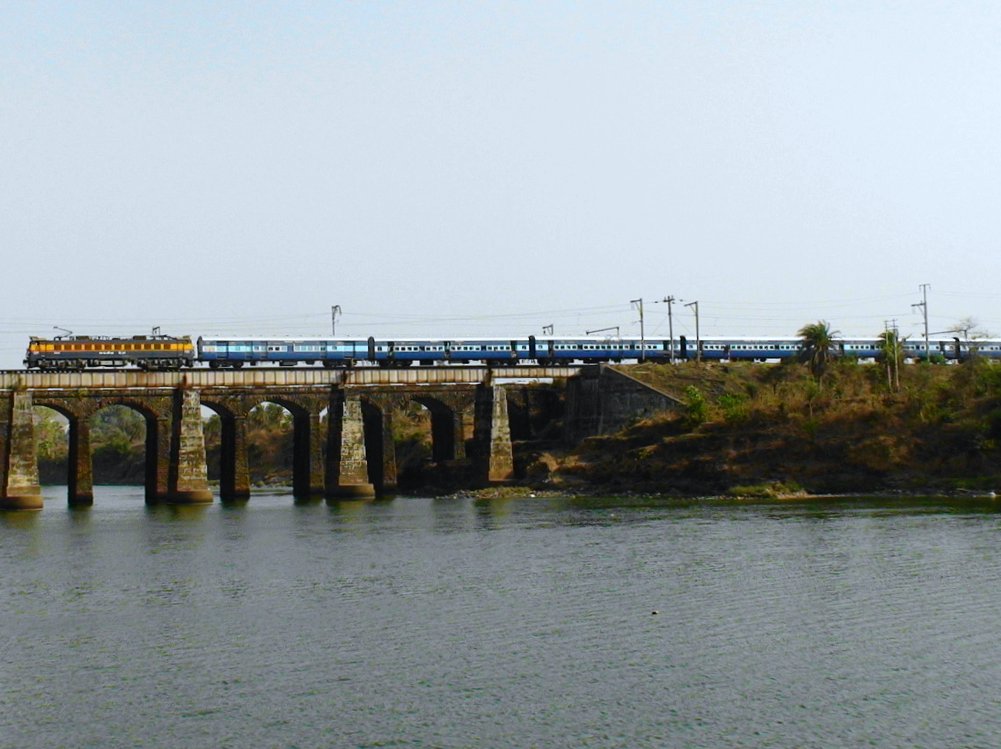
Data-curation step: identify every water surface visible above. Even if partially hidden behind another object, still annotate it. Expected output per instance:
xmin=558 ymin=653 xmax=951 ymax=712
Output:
xmin=3 ymin=487 xmax=1001 ymax=748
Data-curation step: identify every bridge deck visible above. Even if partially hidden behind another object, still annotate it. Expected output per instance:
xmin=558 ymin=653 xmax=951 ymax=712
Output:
xmin=0 ymin=366 xmax=580 ymax=390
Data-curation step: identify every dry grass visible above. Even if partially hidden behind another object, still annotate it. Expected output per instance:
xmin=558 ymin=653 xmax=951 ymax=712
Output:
xmin=555 ymin=358 xmax=1001 ymax=494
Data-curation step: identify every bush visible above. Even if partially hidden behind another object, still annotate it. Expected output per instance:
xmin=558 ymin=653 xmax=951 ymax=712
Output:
xmin=684 ymin=386 xmax=707 ymax=425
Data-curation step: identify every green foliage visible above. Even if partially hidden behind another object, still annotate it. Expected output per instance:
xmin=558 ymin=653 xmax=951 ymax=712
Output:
xmin=34 ymin=408 xmax=68 ymax=462
xmin=89 ymin=406 xmax=147 ymax=483
xmin=248 ymin=403 xmax=293 ymax=430
xmin=91 ymin=405 xmax=146 ymax=443
xmin=797 ymin=320 xmax=839 ymax=379
xmin=684 ymin=386 xmax=707 ymax=425
xmin=717 ymin=393 xmax=748 ymax=422
xmin=245 ymin=403 xmax=295 ymax=484
xmin=976 ymin=361 xmax=1001 ymax=396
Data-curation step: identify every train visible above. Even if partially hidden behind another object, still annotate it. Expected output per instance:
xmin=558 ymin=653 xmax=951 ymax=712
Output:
xmin=23 ymin=332 xmax=1001 ymax=370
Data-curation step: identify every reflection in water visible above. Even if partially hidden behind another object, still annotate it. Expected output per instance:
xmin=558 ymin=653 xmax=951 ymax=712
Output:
xmin=219 ymin=496 xmax=251 ymax=508
xmin=0 ymin=509 xmax=41 ymax=530
xmin=325 ymin=498 xmax=372 ymax=520
xmin=143 ymin=502 xmax=211 ymax=521
xmin=475 ymin=497 xmax=515 ymax=526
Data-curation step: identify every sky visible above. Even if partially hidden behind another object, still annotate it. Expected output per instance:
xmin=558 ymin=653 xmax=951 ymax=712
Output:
xmin=3 ymin=1 xmax=1000 ymax=367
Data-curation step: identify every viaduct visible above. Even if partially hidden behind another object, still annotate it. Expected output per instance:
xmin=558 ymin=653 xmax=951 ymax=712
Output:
xmin=0 ymin=366 xmax=678 ymax=510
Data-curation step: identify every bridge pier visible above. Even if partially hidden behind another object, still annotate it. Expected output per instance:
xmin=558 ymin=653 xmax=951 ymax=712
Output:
xmin=146 ymin=415 xmax=172 ymax=503
xmin=475 ymin=385 xmax=514 ymax=484
xmin=68 ymin=418 xmax=94 ymax=506
xmin=293 ymin=410 xmax=326 ymax=498
xmin=166 ymin=389 xmax=213 ymax=504
xmin=220 ymin=414 xmax=251 ymax=501
xmin=326 ymin=392 xmax=375 ymax=499
xmin=0 ymin=391 xmax=43 ymax=510
xmin=370 ymin=407 xmax=397 ymax=493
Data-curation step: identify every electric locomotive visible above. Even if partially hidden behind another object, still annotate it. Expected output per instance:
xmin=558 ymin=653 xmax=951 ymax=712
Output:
xmin=25 ymin=334 xmax=196 ymax=371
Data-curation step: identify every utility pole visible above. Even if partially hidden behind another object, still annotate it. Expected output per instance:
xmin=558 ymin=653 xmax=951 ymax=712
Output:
xmin=883 ymin=318 xmax=901 ymax=390
xmin=631 ymin=298 xmax=645 ymax=361
xmin=331 ymin=305 xmax=342 ymax=336
xmin=891 ymin=319 xmax=900 ymax=390
xmin=662 ymin=295 xmax=676 ymax=363
xmin=685 ymin=300 xmax=700 ymax=363
xmin=911 ymin=284 xmax=930 ymax=362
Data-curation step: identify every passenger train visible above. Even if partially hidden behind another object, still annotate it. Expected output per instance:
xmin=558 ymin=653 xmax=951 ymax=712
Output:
xmin=23 ymin=332 xmax=1001 ymax=370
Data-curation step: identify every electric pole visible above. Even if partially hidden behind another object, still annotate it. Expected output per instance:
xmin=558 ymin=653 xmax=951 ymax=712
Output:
xmin=331 ymin=305 xmax=342 ymax=336
xmin=685 ymin=300 xmax=700 ymax=363
xmin=662 ymin=295 xmax=676 ymax=363
xmin=912 ymin=284 xmax=930 ymax=361
xmin=631 ymin=298 xmax=645 ymax=361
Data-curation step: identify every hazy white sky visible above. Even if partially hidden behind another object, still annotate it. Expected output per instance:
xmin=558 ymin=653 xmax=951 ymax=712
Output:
xmin=3 ymin=1 xmax=1000 ymax=367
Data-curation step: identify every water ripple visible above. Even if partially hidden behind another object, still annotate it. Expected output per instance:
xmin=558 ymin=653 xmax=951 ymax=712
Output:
xmin=4 ymin=490 xmax=1001 ymax=747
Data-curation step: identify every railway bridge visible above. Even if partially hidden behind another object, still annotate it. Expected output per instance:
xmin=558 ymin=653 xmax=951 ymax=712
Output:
xmin=0 ymin=366 xmax=579 ymax=510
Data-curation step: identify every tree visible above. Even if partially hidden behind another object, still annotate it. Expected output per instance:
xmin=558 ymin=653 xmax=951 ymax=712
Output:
xmin=797 ymin=320 xmax=839 ymax=379
xmin=946 ymin=316 xmax=995 ymax=341
xmin=877 ymin=328 xmax=904 ymax=391
xmin=34 ymin=408 xmax=68 ymax=463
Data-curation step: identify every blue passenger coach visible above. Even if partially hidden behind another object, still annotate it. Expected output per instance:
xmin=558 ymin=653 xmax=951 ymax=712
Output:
xmin=197 ymin=337 xmax=370 ymax=367
xmin=192 ymin=334 xmax=1001 ymax=369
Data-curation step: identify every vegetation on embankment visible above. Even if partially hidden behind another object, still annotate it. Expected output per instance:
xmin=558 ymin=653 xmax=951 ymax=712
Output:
xmin=543 ymin=357 xmax=1001 ymax=496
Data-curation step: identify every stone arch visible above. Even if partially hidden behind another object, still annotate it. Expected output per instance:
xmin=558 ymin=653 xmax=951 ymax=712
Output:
xmin=354 ymin=389 xmax=476 ymax=493
xmin=31 ymin=394 xmax=173 ymax=504
xmin=88 ymin=399 xmax=162 ymax=502
xmin=204 ymin=392 xmax=326 ymax=499
xmin=411 ymin=394 xmax=464 ymax=464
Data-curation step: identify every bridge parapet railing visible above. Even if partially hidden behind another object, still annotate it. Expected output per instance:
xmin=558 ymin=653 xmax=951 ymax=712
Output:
xmin=0 ymin=366 xmax=580 ymax=391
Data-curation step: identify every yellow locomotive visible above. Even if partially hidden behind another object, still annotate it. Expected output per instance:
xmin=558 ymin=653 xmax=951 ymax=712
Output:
xmin=25 ymin=333 xmax=196 ymax=371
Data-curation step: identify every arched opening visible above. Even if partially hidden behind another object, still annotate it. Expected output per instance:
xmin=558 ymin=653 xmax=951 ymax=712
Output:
xmin=202 ymin=405 xmax=224 ymax=485
xmin=33 ymin=405 xmax=69 ymax=489
xmin=246 ymin=401 xmax=296 ymax=489
xmin=90 ymin=405 xmax=148 ymax=486
xmin=200 ymin=398 xmax=326 ymax=501
xmin=32 ymin=400 xmax=163 ymax=505
xmin=505 ymin=386 xmax=564 ymax=441
xmin=388 ymin=396 xmax=468 ymax=492
xmin=392 ymin=400 xmax=433 ymax=489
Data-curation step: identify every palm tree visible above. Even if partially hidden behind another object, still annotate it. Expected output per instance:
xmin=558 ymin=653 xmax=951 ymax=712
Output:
xmin=877 ymin=328 xmax=903 ymax=390
xmin=797 ymin=320 xmax=839 ymax=378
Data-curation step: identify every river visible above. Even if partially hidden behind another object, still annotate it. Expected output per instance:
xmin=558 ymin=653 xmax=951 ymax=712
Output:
xmin=3 ymin=487 xmax=1001 ymax=748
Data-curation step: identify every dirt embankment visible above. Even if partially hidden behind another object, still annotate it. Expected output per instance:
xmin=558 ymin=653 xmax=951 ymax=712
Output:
xmin=523 ymin=358 xmax=1001 ymax=496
